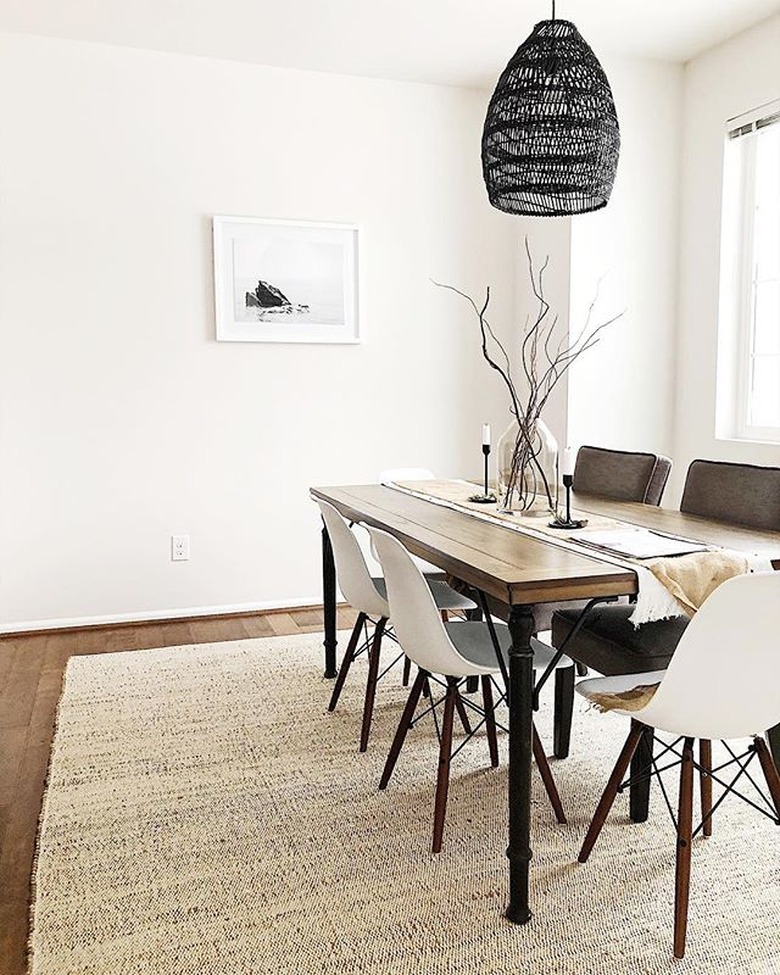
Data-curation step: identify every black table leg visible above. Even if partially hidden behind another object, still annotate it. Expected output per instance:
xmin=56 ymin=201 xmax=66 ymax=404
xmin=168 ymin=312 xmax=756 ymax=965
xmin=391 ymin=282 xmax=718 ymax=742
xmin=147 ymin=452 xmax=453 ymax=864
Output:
xmin=505 ymin=604 xmax=535 ymax=925
xmin=321 ymin=521 xmax=338 ymax=679
xmin=629 ymin=721 xmax=654 ymax=822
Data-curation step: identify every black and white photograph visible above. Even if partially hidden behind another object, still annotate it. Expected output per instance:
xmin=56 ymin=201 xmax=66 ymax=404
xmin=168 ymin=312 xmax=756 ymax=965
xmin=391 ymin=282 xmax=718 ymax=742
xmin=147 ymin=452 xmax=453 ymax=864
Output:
xmin=213 ymin=216 xmax=359 ymax=343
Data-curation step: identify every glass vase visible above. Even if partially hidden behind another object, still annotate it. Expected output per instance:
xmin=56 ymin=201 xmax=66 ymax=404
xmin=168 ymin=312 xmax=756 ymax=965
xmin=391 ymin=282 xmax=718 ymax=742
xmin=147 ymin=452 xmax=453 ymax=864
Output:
xmin=497 ymin=417 xmax=559 ymax=516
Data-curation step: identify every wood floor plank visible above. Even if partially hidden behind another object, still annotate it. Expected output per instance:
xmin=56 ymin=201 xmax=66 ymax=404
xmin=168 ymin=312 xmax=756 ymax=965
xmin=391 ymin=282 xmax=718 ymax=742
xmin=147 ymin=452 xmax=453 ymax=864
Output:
xmin=161 ymin=621 xmax=197 ymax=648
xmin=236 ymin=616 xmax=276 ymax=639
xmin=0 ymin=740 xmax=51 ymax=975
xmin=0 ymin=899 xmax=28 ymax=975
xmin=98 ymin=626 xmax=142 ymax=654
xmin=267 ymin=613 xmax=300 ymax=636
xmin=132 ymin=624 xmax=169 ymax=650
xmin=0 ymin=641 xmax=20 ymax=697
xmin=0 ymin=728 xmax=28 ymax=808
xmin=187 ymin=618 xmax=250 ymax=643
xmin=0 ymin=640 xmax=45 ymax=732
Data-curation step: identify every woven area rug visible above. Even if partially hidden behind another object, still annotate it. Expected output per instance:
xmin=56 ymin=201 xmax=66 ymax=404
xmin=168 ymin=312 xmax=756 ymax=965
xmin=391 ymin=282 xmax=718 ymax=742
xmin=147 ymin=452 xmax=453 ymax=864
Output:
xmin=30 ymin=632 xmax=779 ymax=975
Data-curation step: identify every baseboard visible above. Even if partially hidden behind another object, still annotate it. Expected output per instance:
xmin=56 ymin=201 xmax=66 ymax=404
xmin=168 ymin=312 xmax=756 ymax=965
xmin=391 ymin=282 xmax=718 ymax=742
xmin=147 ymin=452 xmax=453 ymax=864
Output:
xmin=0 ymin=596 xmax=330 ymax=636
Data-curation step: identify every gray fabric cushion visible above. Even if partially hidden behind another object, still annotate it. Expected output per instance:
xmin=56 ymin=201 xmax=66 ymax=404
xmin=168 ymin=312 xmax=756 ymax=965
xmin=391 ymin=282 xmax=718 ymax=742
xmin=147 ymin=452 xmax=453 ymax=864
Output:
xmin=680 ymin=459 xmax=780 ymax=531
xmin=572 ymin=446 xmax=669 ymax=505
xmin=445 ymin=621 xmax=571 ymax=672
xmin=551 ymin=604 xmax=688 ymax=676
xmin=371 ymin=577 xmax=476 ymax=612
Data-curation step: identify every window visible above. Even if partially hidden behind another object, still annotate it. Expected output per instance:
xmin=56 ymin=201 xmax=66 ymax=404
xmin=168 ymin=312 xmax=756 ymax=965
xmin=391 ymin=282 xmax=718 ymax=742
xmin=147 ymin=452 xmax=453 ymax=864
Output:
xmin=717 ymin=102 xmax=780 ymax=443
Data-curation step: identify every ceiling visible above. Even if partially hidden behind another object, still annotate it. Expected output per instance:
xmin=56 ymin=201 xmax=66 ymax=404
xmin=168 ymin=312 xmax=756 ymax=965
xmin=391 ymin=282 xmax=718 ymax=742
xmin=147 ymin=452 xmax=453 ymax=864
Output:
xmin=1 ymin=0 xmax=779 ymax=88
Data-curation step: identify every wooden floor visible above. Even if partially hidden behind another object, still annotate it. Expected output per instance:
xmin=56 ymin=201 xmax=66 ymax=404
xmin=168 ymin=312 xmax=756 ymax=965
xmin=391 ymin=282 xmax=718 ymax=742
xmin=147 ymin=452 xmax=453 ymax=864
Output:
xmin=0 ymin=606 xmax=356 ymax=975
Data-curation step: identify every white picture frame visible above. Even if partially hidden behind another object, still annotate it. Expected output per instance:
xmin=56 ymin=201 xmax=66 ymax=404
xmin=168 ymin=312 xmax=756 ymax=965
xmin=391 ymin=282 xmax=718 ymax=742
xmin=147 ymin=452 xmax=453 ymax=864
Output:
xmin=213 ymin=216 xmax=360 ymax=344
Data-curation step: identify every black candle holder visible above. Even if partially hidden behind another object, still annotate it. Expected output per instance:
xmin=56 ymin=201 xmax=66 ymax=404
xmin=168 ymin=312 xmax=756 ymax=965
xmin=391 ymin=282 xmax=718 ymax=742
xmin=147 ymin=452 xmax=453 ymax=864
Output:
xmin=469 ymin=444 xmax=497 ymax=504
xmin=549 ymin=473 xmax=588 ymax=529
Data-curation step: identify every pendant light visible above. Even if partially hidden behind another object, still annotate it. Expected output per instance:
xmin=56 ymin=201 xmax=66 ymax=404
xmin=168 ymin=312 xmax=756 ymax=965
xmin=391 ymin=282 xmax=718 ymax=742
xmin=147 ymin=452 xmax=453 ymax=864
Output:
xmin=482 ymin=1 xmax=620 ymax=216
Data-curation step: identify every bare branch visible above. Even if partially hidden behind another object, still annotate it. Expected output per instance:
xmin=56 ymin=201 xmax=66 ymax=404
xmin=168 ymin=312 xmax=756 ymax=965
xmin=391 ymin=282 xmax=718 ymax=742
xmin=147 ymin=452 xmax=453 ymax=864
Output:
xmin=435 ymin=250 xmax=622 ymax=511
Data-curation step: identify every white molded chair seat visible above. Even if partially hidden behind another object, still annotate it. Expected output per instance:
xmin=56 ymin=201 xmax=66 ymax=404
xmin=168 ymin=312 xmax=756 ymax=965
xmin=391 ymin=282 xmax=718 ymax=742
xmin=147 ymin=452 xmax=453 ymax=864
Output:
xmin=576 ymin=571 xmax=780 ymax=959
xmin=316 ymin=498 xmax=475 ymax=752
xmin=369 ymin=525 xmax=573 ymax=852
xmin=447 ymin=623 xmax=569 ymax=676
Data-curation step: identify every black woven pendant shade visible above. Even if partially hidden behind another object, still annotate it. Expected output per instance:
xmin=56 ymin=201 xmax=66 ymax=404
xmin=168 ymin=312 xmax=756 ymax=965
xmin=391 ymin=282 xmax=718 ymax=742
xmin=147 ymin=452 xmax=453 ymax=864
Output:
xmin=482 ymin=18 xmax=620 ymax=217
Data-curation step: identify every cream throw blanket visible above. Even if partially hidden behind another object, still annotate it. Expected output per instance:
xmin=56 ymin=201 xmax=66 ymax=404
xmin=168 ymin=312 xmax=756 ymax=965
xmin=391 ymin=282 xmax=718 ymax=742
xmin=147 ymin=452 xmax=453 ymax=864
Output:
xmin=646 ymin=550 xmax=749 ymax=617
xmin=586 ymin=551 xmax=757 ymax=713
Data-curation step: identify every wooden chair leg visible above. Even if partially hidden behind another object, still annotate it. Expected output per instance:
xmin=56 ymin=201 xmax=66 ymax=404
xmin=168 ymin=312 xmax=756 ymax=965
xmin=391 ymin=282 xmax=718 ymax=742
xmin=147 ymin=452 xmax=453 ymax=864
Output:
xmin=454 ymin=686 xmax=473 ymax=735
xmin=402 ymin=654 xmax=411 ymax=687
xmin=482 ymin=675 xmax=499 ymax=768
xmin=673 ymin=737 xmax=695 ymax=959
xmin=359 ymin=617 xmax=387 ymax=753
xmin=553 ymin=666 xmax=575 ymax=759
xmin=699 ymin=739 xmax=713 ymax=837
xmin=579 ymin=721 xmax=646 ymax=862
xmin=532 ymin=724 xmax=566 ymax=824
xmin=432 ymin=678 xmax=457 ymax=853
xmin=379 ymin=669 xmax=427 ymax=789
xmin=754 ymin=735 xmax=780 ymax=818
xmin=328 ymin=613 xmax=366 ymax=712
xmin=440 ymin=610 xmax=449 ymax=623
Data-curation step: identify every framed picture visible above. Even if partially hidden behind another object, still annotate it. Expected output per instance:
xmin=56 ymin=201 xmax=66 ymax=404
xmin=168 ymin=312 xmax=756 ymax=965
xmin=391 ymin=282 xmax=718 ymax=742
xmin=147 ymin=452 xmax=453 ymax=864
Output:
xmin=213 ymin=216 xmax=360 ymax=344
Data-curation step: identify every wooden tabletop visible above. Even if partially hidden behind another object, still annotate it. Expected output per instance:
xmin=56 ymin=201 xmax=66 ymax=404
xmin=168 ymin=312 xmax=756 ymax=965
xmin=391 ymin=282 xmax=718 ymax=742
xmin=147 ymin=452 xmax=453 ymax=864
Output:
xmin=311 ymin=484 xmax=637 ymax=606
xmin=312 ymin=485 xmax=780 ymax=607
xmin=573 ymin=492 xmax=780 ymax=565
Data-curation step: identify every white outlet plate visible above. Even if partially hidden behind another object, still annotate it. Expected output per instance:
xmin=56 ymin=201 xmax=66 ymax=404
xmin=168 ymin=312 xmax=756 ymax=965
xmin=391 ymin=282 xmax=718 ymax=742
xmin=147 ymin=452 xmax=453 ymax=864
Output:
xmin=171 ymin=535 xmax=190 ymax=561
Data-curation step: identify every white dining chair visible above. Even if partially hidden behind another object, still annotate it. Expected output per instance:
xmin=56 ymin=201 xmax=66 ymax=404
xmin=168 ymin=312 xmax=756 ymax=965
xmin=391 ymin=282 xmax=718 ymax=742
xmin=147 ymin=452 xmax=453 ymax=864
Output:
xmin=316 ymin=499 xmax=475 ymax=751
xmin=575 ymin=570 xmax=780 ymax=959
xmin=369 ymin=525 xmax=574 ymax=852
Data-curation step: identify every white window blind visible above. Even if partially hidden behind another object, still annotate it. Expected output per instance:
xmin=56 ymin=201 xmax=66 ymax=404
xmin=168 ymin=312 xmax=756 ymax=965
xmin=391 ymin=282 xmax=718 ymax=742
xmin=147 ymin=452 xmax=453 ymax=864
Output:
xmin=717 ymin=100 xmax=780 ymax=442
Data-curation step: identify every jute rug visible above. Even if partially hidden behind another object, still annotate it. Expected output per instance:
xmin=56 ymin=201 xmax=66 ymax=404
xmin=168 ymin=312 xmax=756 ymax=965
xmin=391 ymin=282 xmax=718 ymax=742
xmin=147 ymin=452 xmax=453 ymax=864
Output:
xmin=30 ymin=633 xmax=779 ymax=975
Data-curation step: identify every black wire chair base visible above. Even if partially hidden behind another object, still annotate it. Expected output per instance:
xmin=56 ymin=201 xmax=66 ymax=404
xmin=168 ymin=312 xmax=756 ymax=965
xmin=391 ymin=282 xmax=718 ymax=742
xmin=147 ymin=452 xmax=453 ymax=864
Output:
xmin=409 ymin=674 xmax=502 ymax=761
xmin=617 ymin=732 xmax=780 ymax=835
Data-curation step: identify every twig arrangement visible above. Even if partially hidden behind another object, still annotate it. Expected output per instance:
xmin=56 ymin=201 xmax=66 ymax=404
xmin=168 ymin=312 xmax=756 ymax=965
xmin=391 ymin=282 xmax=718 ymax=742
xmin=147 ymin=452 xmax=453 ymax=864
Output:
xmin=435 ymin=238 xmax=622 ymax=511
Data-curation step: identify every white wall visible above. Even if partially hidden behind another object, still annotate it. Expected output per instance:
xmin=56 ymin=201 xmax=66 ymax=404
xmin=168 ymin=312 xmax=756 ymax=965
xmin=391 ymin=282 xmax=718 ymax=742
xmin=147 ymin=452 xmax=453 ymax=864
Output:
xmin=0 ymin=33 xmax=516 ymax=629
xmin=4 ymin=23 xmax=761 ymax=630
xmin=672 ymin=14 xmax=780 ymax=502
xmin=567 ymin=56 xmax=683 ymax=465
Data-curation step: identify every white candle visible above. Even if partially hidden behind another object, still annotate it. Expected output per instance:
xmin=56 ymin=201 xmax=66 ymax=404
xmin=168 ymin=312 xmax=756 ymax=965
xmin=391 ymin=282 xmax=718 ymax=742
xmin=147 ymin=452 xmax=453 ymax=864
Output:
xmin=562 ymin=446 xmax=575 ymax=476
xmin=482 ymin=423 xmax=491 ymax=447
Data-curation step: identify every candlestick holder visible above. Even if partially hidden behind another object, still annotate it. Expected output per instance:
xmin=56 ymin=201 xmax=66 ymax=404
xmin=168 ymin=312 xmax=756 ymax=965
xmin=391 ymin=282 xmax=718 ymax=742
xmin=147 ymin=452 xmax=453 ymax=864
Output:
xmin=548 ymin=474 xmax=588 ymax=529
xmin=469 ymin=444 xmax=497 ymax=504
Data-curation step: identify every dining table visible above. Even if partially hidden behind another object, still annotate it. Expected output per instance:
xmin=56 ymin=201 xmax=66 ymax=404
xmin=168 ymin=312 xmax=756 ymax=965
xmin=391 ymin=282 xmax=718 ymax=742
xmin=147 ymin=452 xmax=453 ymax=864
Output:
xmin=309 ymin=481 xmax=780 ymax=926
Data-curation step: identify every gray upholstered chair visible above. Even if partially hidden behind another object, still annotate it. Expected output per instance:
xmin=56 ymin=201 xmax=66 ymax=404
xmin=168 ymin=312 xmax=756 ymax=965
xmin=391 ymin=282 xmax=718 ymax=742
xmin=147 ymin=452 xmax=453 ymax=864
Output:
xmin=530 ymin=445 xmax=672 ymax=757
xmin=572 ymin=445 xmax=672 ymax=507
xmin=679 ymin=459 xmax=780 ymax=530
xmin=551 ymin=458 xmax=780 ymax=782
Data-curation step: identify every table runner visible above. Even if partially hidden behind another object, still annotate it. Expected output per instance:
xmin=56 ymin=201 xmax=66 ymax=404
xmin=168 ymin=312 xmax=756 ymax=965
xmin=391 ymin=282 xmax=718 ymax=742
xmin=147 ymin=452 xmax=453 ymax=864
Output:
xmin=388 ymin=479 xmax=771 ymax=624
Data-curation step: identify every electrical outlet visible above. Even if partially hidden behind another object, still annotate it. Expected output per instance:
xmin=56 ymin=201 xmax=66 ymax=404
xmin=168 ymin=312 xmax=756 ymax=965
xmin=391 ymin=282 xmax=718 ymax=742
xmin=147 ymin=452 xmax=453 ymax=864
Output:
xmin=171 ymin=534 xmax=190 ymax=561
